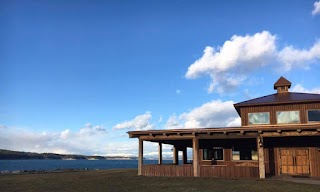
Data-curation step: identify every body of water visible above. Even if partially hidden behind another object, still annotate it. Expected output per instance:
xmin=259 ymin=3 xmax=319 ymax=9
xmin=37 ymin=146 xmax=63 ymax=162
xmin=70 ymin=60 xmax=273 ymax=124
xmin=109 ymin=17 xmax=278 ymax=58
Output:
xmin=0 ymin=160 xmax=174 ymax=172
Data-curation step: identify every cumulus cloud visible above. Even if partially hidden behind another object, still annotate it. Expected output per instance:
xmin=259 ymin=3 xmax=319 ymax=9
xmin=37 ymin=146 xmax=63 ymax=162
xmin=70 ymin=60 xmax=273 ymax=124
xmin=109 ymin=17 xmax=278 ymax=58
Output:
xmin=278 ymin=41 xmax=320 ymax=71
xmin=166 ymin=114 xmax=182 ymax=129
xmin=186 ymin=31 xmax=320 ymax=94
xmin=292 ymin=84 xmax=320 ymax=94
xmin=113 ymin=112 xmax=155 ymax=130
xmin=312 ymin=1 xmax=320 ymax=15
xmin=78 ymin=123 xmax=106 ymax=136
xmin=0 ymin=123 xmax=107 ymax=155
xmin=186 ymin=31 xmax=276 ymax=93
xmin=166 ymin=100 xmax=240 ymax=129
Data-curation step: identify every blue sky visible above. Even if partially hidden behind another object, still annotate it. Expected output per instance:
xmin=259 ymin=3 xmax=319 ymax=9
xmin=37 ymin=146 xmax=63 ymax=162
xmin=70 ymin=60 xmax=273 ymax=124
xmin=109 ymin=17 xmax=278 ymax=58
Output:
xmin=1 ymin=0 xmax=320 ymax=157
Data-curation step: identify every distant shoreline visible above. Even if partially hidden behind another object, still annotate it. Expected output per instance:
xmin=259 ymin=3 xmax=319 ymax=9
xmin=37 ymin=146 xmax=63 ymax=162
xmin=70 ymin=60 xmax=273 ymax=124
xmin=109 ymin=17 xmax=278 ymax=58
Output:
xmin=0 ymin=149 xmax=137 ymax=160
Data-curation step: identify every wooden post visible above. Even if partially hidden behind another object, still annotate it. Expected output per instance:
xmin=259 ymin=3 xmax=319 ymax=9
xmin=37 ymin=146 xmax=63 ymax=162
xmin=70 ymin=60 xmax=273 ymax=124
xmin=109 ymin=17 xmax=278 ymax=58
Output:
xmin=158 ymin=142 xmax=162 ymax=165
xmin=193 ymin=137 xmax=199 ymax=177
xmin=138 ymin=139 xmax=143 ymax=176
xmin=257 ymin=137 xmax=265 ymax=179
xmin=173 ymin=145 xmax=178 ymax=165
xmin=182 ymin=147 xmax=188 ymax=164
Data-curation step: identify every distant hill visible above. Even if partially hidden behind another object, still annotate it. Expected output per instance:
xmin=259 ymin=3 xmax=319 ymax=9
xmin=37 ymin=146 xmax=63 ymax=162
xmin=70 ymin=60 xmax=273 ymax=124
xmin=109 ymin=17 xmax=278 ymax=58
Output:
xmin=0 ymin=149 xmax=137 ymax=160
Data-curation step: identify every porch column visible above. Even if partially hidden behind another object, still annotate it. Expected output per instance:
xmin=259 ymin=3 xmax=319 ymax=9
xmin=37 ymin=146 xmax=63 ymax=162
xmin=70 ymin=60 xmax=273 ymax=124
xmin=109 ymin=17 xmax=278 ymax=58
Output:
xmin=182 ymin=147 xmax=188 ymax=164
xmin=193 ymin=137 xmax=199 ymax=177
xmin=173 ymin=145 xmax=179 ymax=165
xmin=138 ymin=139 xmax=143 ymax=176
xmin=158 ymin=142 xmax=162 ymax=165
xmin=257 ymin=137 xmax=265 ymax=179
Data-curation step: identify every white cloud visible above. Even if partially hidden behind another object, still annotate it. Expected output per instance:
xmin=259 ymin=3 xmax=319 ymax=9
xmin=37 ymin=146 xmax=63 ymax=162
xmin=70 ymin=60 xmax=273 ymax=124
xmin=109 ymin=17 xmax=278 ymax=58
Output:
xmin=78 ymin=123 xmax=106 ymax=136
xmin=60 ymin=129 xmax=70 ymax=139
xmin=278 ymin=41 xmax=320 ymax=71
xmin=312 ymin=1 xmax=320 ymax=15
xmin=226 ymin=117 xmax=241 ymax=127
xmin=0 ymin=123 xmax=108 ymax=155
xmin=166 ymin=114 xmax=182 ymax=129
xmin=113 ymin=112 xmax=155 ymax=130
xmin=291 ymin=84 xmax=320 ymax=94
xmin=186 ymin=31 xmax=276 ymax=93
xmin=166 ymin=100 xmax=240 ymax=129
xmin=176 ymin=89 xmax=181 ymax=95
xmin=186 ymin=31 xmax=320 ymax=94
xmin=180 ymin=100 xmax=240 ymax=128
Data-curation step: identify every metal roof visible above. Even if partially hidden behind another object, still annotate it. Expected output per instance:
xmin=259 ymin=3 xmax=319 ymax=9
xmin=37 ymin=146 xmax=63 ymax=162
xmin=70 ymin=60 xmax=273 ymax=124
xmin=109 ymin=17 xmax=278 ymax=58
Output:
xmin=234 ymin=92 xmax=320 ymax=106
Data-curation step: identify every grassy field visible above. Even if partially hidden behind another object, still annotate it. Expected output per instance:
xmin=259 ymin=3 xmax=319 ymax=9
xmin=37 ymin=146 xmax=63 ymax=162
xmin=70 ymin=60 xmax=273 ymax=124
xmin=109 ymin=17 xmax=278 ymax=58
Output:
xmin=1 ymin=169 xmax=320 ymax=192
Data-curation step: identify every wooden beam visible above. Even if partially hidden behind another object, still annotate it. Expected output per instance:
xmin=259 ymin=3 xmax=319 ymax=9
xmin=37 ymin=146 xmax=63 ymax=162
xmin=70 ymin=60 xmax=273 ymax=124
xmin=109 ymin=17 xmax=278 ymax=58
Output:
xmin=140 ymin=135 xmax=194 ymax=140
xmin=197 ymin=133 xmax=258 ymax=139
xmin=261 ymin=131 xmax=320 ymax=137
xmin=173 ymin=145 xmax=178 ymax=165
xmin=158 ymin=142 xmax=162 ymax=165
xmin=257 ymin=137 xmax=265 ymax=179
xmin=193 ymin=137 xmax=199 ymax=177
xmin=182 ymin=147 xmax=188 ymax=164
xmin=138 ymin=139 xmax=143 ymax=176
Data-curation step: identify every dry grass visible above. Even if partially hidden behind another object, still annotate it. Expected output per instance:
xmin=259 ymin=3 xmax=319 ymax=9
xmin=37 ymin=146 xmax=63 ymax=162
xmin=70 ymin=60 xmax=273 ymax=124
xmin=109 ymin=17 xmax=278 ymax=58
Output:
xmin=0 ymin=169 xmax=320 ymax=192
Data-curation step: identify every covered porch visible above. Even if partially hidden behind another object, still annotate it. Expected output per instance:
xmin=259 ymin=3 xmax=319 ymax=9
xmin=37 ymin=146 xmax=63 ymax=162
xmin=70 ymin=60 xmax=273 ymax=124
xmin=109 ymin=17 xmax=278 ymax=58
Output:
xmin=129 ymin=125 xmax=320 ymax=179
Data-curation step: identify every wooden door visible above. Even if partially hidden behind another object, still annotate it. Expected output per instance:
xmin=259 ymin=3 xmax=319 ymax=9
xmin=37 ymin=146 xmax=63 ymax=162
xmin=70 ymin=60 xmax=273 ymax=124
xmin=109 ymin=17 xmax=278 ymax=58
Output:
xmin=280 ymin=148 xmax=309 ymax=175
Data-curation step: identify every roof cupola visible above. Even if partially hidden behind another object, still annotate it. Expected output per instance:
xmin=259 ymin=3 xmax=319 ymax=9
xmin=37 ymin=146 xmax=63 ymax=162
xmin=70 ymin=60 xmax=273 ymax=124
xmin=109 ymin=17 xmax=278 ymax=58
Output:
xmin=274 ymin=76 xmax=291 ymax=93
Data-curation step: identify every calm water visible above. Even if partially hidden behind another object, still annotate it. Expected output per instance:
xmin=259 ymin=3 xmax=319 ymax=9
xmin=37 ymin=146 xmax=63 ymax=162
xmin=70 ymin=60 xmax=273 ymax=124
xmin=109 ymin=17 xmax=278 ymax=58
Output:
xmin=0 ymin=160 xmax=173 ymax=171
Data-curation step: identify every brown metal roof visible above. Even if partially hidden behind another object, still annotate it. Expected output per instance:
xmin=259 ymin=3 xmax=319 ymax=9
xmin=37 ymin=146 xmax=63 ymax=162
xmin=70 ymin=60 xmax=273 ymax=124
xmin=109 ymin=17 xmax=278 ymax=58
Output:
xmin=233 ymin=92 xmax=320 ymax=115
xmin=274 ymin=76 xmax=291 ymax=89
xmin=234 ymin=92 xmax=320 ymax=107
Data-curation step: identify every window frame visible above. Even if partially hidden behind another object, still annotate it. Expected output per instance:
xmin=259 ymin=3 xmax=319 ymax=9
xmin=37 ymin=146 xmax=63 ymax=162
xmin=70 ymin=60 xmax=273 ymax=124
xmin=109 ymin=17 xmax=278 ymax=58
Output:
xmin=307 ymin=109 xmax=320 ymax=123
xmin=202 ymin=147 xmax=224 ymax=161
xmin=276 ymin=110 xmax=300 ymax=124
xmin=248 ymin=112 xmax=270 ymax=125
xmin=231 ymin=146 xmax=258 ymax=161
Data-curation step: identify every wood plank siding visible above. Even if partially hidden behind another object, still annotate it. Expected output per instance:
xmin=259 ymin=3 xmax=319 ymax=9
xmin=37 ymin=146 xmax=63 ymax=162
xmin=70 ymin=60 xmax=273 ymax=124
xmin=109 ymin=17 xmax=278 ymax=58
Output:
xmin=141 ymin=164 xmax=193 ymax=177
xmin=200 ymin=165 xmax=259 ymax=178
xmin=240 ymin=103 xmax=320 ymax=126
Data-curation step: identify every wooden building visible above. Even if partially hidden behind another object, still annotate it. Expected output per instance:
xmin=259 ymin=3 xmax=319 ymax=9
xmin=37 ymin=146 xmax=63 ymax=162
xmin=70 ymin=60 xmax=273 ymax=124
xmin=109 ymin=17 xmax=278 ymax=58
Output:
xmin=128 ymin=77 xmax=320 ymax=179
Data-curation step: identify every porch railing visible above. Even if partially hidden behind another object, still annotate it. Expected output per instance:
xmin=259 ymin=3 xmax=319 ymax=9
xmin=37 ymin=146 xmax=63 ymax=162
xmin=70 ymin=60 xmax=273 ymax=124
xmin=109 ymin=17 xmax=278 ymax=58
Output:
xmin=141 ymin=164 xmax=193 ymax=177
xmin=200 ymin=165 xmax=259 ymax=178
xmin=141 ymin=162 xmax=259 ymax=178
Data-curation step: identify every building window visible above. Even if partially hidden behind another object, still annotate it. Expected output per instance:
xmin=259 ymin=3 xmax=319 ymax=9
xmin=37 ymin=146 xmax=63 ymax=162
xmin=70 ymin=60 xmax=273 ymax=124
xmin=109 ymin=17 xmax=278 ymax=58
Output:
xmin=232 ymin=147 xmax=257 ymax=160
xmin=308 ymin=110 xmax=320 ymax=122
xmin=203 ymin=147 xmax=223 ymax=160
xmin=276 ymin=111 xmax=300 ymax=124
xmin=248 ymin=112 xmax=270 ymax=125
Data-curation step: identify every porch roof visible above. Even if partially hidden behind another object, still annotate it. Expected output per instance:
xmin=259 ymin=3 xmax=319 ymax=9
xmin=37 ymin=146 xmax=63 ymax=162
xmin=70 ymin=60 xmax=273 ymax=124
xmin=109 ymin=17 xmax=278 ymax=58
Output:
xmin=128 ymin=124 xmax=320 ymax=140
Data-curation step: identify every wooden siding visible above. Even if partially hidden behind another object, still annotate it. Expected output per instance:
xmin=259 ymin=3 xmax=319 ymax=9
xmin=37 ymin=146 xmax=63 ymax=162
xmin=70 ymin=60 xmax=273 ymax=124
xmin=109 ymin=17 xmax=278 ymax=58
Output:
xmin=310 ymin=147 xmax=320 ymax=177
xmin=141 ymin=164 xmax=193 ymax=177
xmin=141 ymin=164 xmax=259 ymax=178
xmin=200 ymin=165 xmax=259 ymax=178
xmin=240 ymin=103 xmax=320 ymax=126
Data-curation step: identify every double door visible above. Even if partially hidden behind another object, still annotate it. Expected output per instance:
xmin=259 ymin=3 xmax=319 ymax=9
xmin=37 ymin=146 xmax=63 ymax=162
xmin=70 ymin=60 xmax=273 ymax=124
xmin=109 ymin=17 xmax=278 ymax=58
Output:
xmin=280 ymin=148 xmax=310 ymax=175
